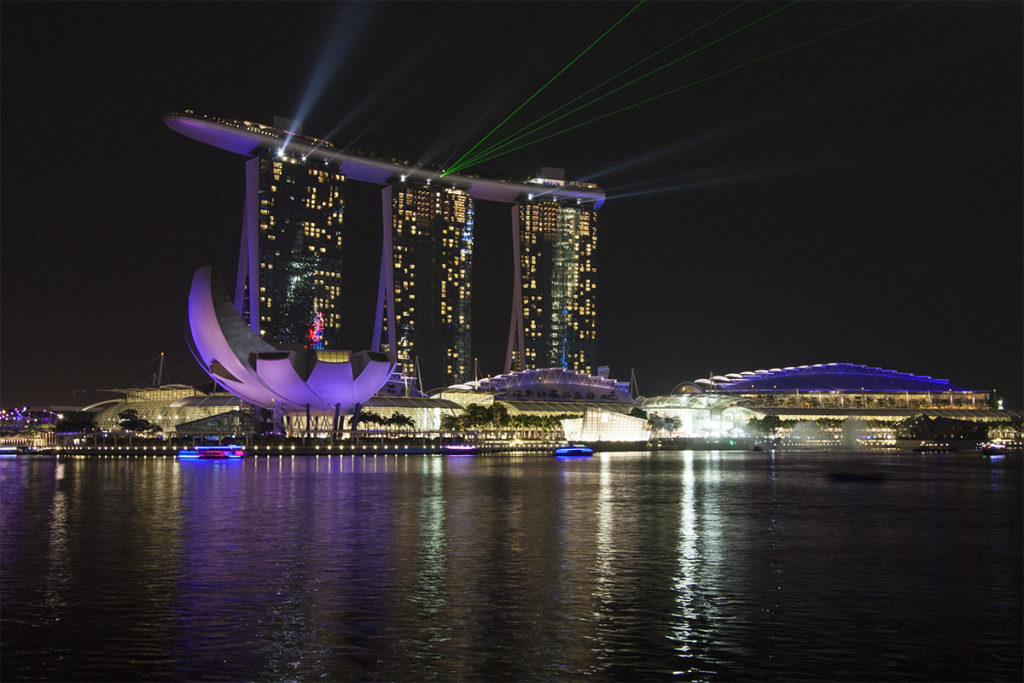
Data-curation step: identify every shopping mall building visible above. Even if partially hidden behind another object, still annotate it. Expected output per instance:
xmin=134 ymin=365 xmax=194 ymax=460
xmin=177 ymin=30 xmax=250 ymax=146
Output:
xmin=638 ymin=362 xmax=1019 ymax=442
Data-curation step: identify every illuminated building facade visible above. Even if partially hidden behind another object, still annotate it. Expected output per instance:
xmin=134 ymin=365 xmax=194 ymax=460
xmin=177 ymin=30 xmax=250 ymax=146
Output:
xmin=434 ymin=367 xmax=647 ymax=443
xmin=440 ymin=367 xmax=632 ymax=404
xmin=249 ymin=151 xmax=346 ymax=349
xmin=388 ymin=181 xmax=474 ymax=386
xmin=638 ymin=363 xmax=1017 ymax=441
xmin=164 ymin=112 xmax=605 ymax=418
xmin=88 ymin=385 xmax=249 ymax=435
xmin=508 ymin=170 xmax=598 ymax=374
xmin=682 ymin=363 xmax=995 ymax=410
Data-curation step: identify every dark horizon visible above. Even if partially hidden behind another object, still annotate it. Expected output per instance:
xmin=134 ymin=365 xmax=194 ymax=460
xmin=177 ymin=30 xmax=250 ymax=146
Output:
xmin=2 ymin=1 xmax=1021 ymax=408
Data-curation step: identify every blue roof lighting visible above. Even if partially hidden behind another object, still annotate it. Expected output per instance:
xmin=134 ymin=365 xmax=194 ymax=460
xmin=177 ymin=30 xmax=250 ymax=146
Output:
xmin=447 ymin=367 xmax=633 ymax=403
xmin=688 ymin=363 xmax=970 ymax=393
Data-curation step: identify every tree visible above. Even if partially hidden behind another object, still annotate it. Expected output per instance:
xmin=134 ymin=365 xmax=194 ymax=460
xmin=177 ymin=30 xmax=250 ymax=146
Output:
xmin=55 ymin=417 xmax=97 ymax=434
xmin=463 ymin=403 xmax=491 ymax=429
xmin=387 ymin=414 xmax=415 ymax=430
xmin=117 ymin=409 xmax=162 ymax=434
xmin=761 ymin=415 xmax=782 ymax=436
xmin=490 ymin=403 xmax=509 ymax=428
xmin=745 ymin=417 xmax=765 ymax=435
xmin=353 ymin=410 xmax=383 ymax=429
xmin=987 ymin=419 xmax=1024 ymax=440
xmin=21 ymin=422 xmax=56 ymax=439
xmin=895 ymin=415 xmax=986 ymax=441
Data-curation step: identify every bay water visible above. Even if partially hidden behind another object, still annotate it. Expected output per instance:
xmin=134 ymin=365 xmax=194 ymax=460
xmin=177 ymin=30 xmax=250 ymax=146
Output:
xmin=2 ymin=451 xmax=1020 ymax=681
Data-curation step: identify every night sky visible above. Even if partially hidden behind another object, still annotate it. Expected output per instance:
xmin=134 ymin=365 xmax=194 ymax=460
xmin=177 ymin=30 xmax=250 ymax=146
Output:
xmin=2 ymin=1 xmax=1021 ymax=409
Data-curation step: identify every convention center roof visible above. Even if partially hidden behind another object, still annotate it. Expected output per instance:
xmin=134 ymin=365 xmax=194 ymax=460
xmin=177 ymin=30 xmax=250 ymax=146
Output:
xmin=679 ymin=363 xmax=971 ymax=393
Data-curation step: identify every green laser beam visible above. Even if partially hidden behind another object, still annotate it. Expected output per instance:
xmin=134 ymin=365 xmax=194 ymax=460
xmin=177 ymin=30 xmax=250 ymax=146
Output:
xmin=449 ymin=1 xmax=921 ymax=175
xmin=450 ymin=1 xmax=752 ymax=172
xmin=443 ymin=0 xmax=645 ymax=177
xmin=448 ymin=0 xmax=798 ymax=174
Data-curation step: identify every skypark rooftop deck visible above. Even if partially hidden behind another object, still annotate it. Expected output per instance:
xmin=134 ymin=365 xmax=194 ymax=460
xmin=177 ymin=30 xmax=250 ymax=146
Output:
xmin=164 ymin=111 xmax=605 ymax=207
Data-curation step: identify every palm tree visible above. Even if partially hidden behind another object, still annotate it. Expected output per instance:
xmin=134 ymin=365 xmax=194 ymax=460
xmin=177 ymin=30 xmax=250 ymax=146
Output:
xmin=357 ymin=411 xmax=384 ymax=429
xmin=388 ymin=414 xmax=415 ymax=430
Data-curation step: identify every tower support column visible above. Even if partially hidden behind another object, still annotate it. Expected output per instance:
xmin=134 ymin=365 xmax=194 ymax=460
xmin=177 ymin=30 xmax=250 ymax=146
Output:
xmin=505 ymin=202 xmax=526 ymax=373
xmin=373 ymin=185 xmax=397 ymax=364
xmin=272 ymin=400 xmax=283 ymax=435
xmin=235 ymin=157 xmax=261 ymax=332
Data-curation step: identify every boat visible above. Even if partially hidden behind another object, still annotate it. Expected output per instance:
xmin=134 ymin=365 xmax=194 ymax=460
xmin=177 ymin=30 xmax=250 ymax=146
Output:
xmin=177 ymin=445 xmax=245 ymax=459
xmin=443 ymin=442 xmax=477 ymax=456
xmin=978 ymin=441 xmax=1016 ymax=458
xmin=554 ymin=444 xmax=594 ymax=457
xmin=0 ymin=445 xmax=44 ymax=457
xmin=913 ymin=440 xmax=959 ymax=452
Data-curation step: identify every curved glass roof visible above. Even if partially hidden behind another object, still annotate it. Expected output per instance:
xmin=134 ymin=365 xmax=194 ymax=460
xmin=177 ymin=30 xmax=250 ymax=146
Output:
xmin=680 ymin=363 xmax=971 ymax=393
xmin=639 ymin=394 xmax=749 ymax=411
xmin=170 ymin=395 xmax=243 ymax=408
xmin=444 ymin=368 xmax=633 ymax=403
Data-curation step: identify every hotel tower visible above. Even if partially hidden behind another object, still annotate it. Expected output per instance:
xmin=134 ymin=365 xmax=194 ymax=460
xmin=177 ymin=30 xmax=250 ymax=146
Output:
xmin=513 ymin=169 xmax=599 ymax=375
xmin=244 ymin=149 xmax=347 ymax=351
xmin=165 ymin=113 xmax=604 ymax=406
xmin=388 ymin=180 xmax=474 ymax=385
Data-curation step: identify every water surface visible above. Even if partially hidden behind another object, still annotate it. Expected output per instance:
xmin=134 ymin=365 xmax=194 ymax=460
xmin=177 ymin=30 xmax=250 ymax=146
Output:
xmin=2 ymin=451 xmax=1020 ymax=680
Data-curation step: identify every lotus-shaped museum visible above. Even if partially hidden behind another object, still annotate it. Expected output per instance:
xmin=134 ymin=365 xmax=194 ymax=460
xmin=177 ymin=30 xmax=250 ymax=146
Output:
xmin=187 ymin=266 xmax=394 ymax=415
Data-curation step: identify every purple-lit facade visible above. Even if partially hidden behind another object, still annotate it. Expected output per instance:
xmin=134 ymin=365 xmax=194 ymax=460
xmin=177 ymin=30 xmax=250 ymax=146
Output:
xmin=165 ymin=112 xmax=605 ymax=415
xmin=187 ymin=266 xmax=392 ymax=420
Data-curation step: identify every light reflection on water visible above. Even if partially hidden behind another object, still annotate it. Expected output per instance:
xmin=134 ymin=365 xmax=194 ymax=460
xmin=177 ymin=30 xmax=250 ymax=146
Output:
xmin=1 ymin=451 xmax=1021 ymax=681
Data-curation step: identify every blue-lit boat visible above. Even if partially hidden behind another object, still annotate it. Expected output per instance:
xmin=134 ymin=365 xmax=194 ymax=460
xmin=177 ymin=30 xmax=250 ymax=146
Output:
xmin=979 ymin=441 xmax=1011 ymax=459
xmin=177 ymin=445 xmax=245 ymax=459
xmin=0 ymin=445 xmax=41 ymax=457
xmin=443 ymin=443 xmax=477 ymax=456
xmin=554 ymin=444 xmax=593 ymax=457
